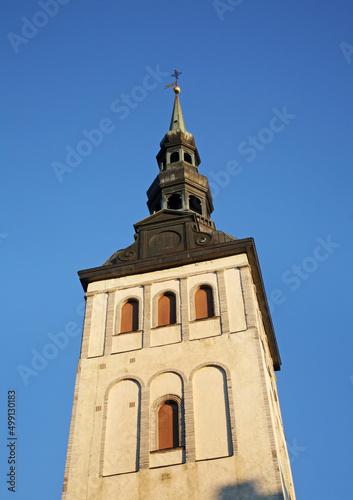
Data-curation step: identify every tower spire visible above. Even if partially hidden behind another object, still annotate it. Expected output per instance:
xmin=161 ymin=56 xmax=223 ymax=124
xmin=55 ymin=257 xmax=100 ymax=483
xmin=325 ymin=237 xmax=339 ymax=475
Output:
xmin=169 ymin=91 xmax=186 ymax=132
xmin=165 ymin=70 xmax=185 ymax=132
xmin=147 ymin=82 xmax=214 ymax=223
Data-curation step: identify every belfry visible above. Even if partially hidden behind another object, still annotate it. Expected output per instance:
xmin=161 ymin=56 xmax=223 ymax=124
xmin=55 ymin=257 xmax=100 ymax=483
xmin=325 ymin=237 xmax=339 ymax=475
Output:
xmin=62 ymin=82 xmax=296 ymax=500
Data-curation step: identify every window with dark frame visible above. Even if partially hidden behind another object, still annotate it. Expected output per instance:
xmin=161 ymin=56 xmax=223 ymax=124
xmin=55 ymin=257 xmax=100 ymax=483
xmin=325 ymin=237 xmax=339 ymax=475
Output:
xmin=158 ymin=400 xmax=179 ymax=450
xmin=195 ymin=286 xmax=214 ymax=320
xmin=158 ymin=293 xmax=177 ymax=326
xmin=120 ymin=299 xmax=139 ymax=333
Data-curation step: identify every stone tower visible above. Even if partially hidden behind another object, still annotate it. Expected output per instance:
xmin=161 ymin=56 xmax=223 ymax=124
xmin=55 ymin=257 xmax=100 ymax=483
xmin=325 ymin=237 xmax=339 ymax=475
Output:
xmin=62 ymin=86 xmax=296 ymax=500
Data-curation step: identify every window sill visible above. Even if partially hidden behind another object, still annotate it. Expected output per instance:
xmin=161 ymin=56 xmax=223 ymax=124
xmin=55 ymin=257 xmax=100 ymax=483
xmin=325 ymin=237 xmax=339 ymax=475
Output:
xmin=190 ymin=315 xmax=220 ymax=324
xmin=151 ymin=323 xmax=181 ymax=330
xmin=149 ymin=446 xmax=185 ymax=468
xmin=150 ymin=446 xmax=184 ymax=455
xmin=113 ymin=330 xmax=143 ymax=336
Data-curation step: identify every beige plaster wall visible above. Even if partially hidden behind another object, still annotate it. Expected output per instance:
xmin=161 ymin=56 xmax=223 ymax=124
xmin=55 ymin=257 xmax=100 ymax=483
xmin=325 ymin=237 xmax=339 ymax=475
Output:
xmin=62 ymin=254 xmax=295 ymax=500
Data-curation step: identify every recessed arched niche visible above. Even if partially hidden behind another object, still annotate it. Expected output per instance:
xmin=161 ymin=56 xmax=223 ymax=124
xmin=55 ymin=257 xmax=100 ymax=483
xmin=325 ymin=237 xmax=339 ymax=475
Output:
xmin=103 ymin=379 xmax=141 ymax=475
xmin=192 ymin=366 xmax=232 ymax=460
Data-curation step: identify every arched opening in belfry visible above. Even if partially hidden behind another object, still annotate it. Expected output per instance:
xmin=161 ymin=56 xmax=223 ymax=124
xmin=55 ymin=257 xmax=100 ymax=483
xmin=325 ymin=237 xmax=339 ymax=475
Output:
xmin=170 ymin=151 xmax=180 ymax=163
xmin=184 ymin=152 xmax=192 ymax=164
xmin=189 ymin=195 xmax=202 ymax=215
xmin=167 ymin=194 xmax=182 ymax=210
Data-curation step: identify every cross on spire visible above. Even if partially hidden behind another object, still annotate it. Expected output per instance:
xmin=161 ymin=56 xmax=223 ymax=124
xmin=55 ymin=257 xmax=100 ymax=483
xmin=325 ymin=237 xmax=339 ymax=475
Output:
xmin=171 ymin=69 xmax=182 ymax=84
xmin=165 ymin=70 xmax=182 ymax=90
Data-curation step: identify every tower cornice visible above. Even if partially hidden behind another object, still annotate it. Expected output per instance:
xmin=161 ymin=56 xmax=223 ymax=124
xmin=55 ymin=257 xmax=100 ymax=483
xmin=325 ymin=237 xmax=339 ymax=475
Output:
xmin=78 ymin=236 xmax=281 ymax=371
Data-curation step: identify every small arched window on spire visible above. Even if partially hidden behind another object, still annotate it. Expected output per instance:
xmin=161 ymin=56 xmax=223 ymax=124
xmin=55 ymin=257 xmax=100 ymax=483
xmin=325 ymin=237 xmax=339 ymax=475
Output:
xmin=158 ymin=292 xmax=177 ymax=327
xmin=170 ymin=152 xmax=179 ymax=163
xmin=195 ymin=286 xmax=214 ymax=320
xmin=167 ymin=194 xmax=182 ymax=210
xmin=120 ymin=299 xmax=139 ymax=333
xmin=189 ymin=195 xmax=202 ymax=215
xmin=158 ymin=400 xmax=179 ymax=450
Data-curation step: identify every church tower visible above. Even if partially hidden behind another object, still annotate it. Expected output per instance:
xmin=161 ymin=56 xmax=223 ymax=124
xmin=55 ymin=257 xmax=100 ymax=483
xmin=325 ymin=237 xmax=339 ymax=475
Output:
xmin=62 ymin=84 xmax=296 ymax=500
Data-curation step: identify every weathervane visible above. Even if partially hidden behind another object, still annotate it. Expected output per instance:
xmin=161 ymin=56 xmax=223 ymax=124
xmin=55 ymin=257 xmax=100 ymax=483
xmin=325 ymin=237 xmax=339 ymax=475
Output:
xmin=165 ymin=69 xmax=182 ymax=94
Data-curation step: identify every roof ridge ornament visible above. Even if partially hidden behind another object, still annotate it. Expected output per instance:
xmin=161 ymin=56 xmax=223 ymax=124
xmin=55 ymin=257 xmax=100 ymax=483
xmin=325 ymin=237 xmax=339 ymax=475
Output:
xmin=165 ymin=69 xmax=182 ymax=94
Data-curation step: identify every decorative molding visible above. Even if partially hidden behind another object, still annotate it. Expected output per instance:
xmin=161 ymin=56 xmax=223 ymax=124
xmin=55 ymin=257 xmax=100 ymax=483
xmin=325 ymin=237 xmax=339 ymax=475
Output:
xmin=239 ymin=266 xmax=257 ymax=329
xmin=180 ymin=278 xmax=189 ymax=342
xmin=216 ymin=269 xmax=230 ymax=334
xmin=139 ymin=387 xmax=150 ymax=469
xmin=80 ymin=296 xmax=93 ymax=359
xmin=104 ymin=292 xmax=115 ymax=355
xmin=143 ymin=284 xmax=151 ymax=349
xmin=184 ymin=379 xmax=196 ymax=463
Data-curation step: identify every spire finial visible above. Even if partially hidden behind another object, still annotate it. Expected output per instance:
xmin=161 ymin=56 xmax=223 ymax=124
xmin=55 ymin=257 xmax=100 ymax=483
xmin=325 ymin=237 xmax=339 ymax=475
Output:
xmin=165 ymin=69 xmax=182 ymax=94
xmin=172 ymin=69 xmax=182 ymax=84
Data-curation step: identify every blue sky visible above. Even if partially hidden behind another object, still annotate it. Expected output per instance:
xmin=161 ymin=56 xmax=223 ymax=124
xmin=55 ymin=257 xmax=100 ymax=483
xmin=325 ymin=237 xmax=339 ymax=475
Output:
xmin=1 ymin=1 xmax=353 ymax=498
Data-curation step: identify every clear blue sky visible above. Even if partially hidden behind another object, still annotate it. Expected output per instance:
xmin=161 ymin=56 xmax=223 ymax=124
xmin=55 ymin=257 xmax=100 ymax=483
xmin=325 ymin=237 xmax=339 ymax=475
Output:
xmin=1 ymin=1 xmax=353 ymax=498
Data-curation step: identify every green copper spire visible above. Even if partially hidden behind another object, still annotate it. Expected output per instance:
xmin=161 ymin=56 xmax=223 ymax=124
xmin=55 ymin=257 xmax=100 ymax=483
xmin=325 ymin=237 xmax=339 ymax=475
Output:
xmin=169 ymin=92 xmax=187 ymax=133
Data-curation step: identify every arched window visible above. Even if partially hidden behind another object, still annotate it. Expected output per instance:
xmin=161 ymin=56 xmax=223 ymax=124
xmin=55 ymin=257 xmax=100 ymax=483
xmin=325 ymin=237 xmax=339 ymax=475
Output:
xmin=189 ymin=195 xmax=202 ymax=215
xmin=184 ymin=152 xmax=192 ymax=164
xmin=120 ymin=299 xmax=139 ymax=333
xmin=170 ymin=151 xmax=179 ymax=163
xmin=167 ymin=193 xmax=182 ymax=210
xmin=195 ymin=286 xmax=214 ymax=320
xmin=158 ymin=293 xmax=177 ymax=326
xmin=158 ymin=401 xmax=179 ymax=450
